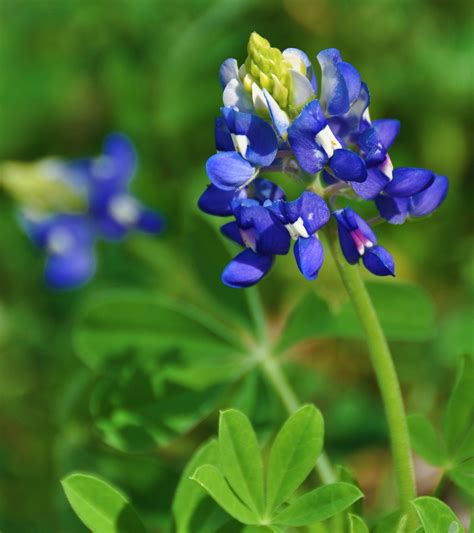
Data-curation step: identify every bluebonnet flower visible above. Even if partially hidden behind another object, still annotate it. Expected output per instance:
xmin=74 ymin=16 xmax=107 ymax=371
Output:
xmin=199 ymin=33 xmax=448 ymax=288
xmin=334 ymin=208 xmax=395 ymax=276
xmin=2 ymin=133 xmax=164 ymax=289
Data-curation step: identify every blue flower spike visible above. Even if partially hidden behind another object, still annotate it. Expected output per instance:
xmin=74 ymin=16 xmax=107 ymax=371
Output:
xmin=197 ymin=32 xmax=448 ymax=288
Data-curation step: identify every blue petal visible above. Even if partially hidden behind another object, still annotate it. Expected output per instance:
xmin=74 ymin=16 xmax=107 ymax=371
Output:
xmin=384 ymin=167 xmax=434 ymax=197
xmin=198 ymin=184 xmax=237 ymax=216
xmin=45 ymin=247 xmax=96 ymax=289
xmin=372 ymin=119 xmax=400 ymax=149
xmin=337 ymin=61 xmax=362 ymax=105
xmin=221 ymin=221 xmax=245 ymax=246
xmin=362 ymin=246 xmax=395 ymax=276
xmin=96 ymin=216 xmax=128 ymax=240
xmin=352 ymin=167 xmax=390 ymax=200
xmin=410 ymin=174 xmax=448 ymax=218
xmin=359 ymin=127 xmax=387 ymax=166
xmin=219 ymin=58 xmax=239 ymax=88
xmin=317 ymin=48 xmax=350 ymax=116
xmin=284 ymin=191 xmax=330 ymax=234
xmin=335 ymin=217 xmax=359 ymax=264
xmin=294 ymin=235 xmax=324 ymax=280
xmin=328 ymin=149 xmax=367 ymax=183
xmin=375 ymin=195 xmax=410 ymax=224
xmin=234 ymin=203 xmax=290 ymax=256
xmin=215 ymin=117 xmax=234 ymax=151
xmin=322 ymin=169 xmax=339 ymax=185
xmin=102 ymin=132 xmax=137 ymax=183
xmin=206 ymin=152 xmax=255 ymax=191
xmin=252 ymin=178 xmax=286 ymax=202
xmin=222 ymin=249 xmax=274 ymax=288
xmin=137 ymin=209 xmax=164 ymax=234
xmin=287 ymin=100 xmax=328 ymax=173
xmin=328 ymin=82 xmax=370 ymax=141
xmin=221 ymin=108 xmax=278 ymax=167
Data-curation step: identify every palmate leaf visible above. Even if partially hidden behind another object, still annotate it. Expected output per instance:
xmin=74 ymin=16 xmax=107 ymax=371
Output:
xmin=172 ymin=439 xmax=219 ymax=533
xmin=218 ymin=409 xmax=265 ymax=517
xmin=273 ymin=482 xmax=363 ymax=527
xmin=407 ymin=414 xmax=448 ymax=466
xmin=61 ymin=472 xmax=146 ymax=533
xmin=90 ymin=364 xmax=227 ymax=453
xmin=412 ymin=496 xmax=465 ymax=533
xmin=266 ymin=405 xmax=324 ymax=513
xmin=74 ymin=290 xmax=244 ymax=371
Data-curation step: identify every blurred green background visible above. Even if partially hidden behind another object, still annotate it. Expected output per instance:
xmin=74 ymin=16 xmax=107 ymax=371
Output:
xmin=0 ymin=0 xmax=472 ymax=531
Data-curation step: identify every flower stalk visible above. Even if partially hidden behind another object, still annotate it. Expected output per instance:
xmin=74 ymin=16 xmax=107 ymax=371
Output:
xmin=323 ymin=221 xmax=417 ymax=525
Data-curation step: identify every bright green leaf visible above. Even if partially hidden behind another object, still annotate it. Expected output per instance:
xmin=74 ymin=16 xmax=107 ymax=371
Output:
xmin=412 ymin=496 xmax=465 ymax=533
xmin=443 ymin=355 xmax=474 ymax=452
xmin=349 ymin=514 xmax=369 ymax=533
xmin=407 ymin=414 xmax=448 ymax=466
xmin=273 ymin=482 xmax=363 ymax=527
xmin=191 ymin=465 xmax=258 ymax=525
xmin=172 ymin=439 xmax=219 ymax=533
xmin=449 ymin=458 xmax=474 ymax=499
xmin=218 ymin=409 xmax=265 ymax=516
xmin=61 ymin=472 xmax=146 ymax=533
xmin=266 ymin=405 xmax=324 ymax=513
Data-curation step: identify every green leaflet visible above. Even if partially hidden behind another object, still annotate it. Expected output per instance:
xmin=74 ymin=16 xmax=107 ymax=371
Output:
xmin=61 ymin=472 xmax=146 ymax=533
xmin=412 ymin=496 xmax=465 ymax=533
xmin=191 ymin=465 xmax=259 ymax=525
xmin=407 ymin=413 xmax=448 ymax=466
xmin=218 ymin=409 xmax=265 ymax=516
xmin=266 ymin=405 xmax=324 ymax=513
xmin=273 ymin=482 xmax=363 ymax=527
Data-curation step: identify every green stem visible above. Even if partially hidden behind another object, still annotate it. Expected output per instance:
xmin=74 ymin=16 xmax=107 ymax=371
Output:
xmin=245 ymin=287 xmax=336 ymax=485
xmin=323 ymin=223 xmax=417 ymax=523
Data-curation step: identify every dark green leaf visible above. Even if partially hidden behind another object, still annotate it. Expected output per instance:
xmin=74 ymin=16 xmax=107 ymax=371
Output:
xmin=191 ymin=465 xmax=258 ymax=525
xmin=412 ymin=496 xmax=465 ymax=532
xmin=407 ymin=414 xmax=448 ymax=466
xmin=273 ymin=482 xmax=363 ymax=527
xmin=266 ymin=405 xmax=324 ymax=513
xmin=218 ymin=409 xmax=265 ymax=517
xmin=74 ymin=290 xmax=242 ymax=370
xmin=61 ymin=472 xmax=146 ymax=533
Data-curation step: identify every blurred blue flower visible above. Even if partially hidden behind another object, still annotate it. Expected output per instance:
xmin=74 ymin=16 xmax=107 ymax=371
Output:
xmin=7 ymin=133 xmax=164 ymax=289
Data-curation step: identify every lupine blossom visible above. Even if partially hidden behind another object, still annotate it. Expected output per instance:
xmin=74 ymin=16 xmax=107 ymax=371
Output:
xmin=199 ymin=33 xmax=448 ymax=288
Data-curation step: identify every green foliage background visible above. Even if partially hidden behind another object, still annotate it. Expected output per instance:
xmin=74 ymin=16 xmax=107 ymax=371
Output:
xmin=0 ymin=0 xmax=472 ymax=530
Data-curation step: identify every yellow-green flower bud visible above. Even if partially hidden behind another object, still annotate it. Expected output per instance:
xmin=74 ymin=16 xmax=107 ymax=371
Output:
xmin=242 ymin=32 xmax=291 ymax=110
xmin=0 ymin=160 xmax=87 ymax=214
